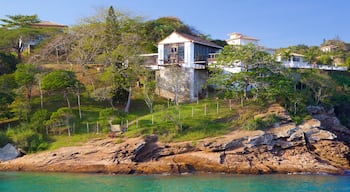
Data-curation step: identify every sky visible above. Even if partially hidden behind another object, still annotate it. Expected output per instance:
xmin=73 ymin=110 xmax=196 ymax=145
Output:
xmin=1 ymin=0 xmax=350 ymax=48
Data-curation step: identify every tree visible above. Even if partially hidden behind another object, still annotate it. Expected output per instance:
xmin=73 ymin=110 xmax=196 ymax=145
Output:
xmin=30 ymin=109 xmax=49 ymax=134
xmin=0 ymin=73 xmax=17 ymax=118
xmin=301 ymin=70 xmax=335 ymax=105
xmin=46 ymin=107 xmax=74 ymax=136
xmin=142 ymin=70 xmax=156 ymax=113
xmin=0 ymin=14 xmax=40 ymax=28
xmin=14 ymin=63 xmax=37 ymax=105
xmin=42 ymin=70 xmax=79 ymax=108
xmin=210 ymin=43 xmax=278 ymax=106
xmin=304 ymin=46 xmax=320 ymax=65
xmin=0 ymin=14 xmax=51 ymax=60
xmin=142 ymin=16 xmax=200 ymax=52
xmin=318 ymin=54 xmax=333 ymax=65
xmin=0 ymin=52 xmax=18 ymax=75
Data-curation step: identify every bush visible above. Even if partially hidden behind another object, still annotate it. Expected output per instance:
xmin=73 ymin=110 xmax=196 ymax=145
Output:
xmin=6 ymin=123 xmax=48 ymax=153
xmin=243 ymin=118 xmax=266 ymax=130
xmin=265 ymin=114 xmax=281 ymax=127
xmin=0 ymin=131 xmax=12 ymax=147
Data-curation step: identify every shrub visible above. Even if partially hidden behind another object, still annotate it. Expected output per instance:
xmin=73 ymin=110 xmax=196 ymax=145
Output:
xmin=0 ymin=131 xmax=12 ymax=147
xmin=243 ymin=117 xmax=266 ymax=130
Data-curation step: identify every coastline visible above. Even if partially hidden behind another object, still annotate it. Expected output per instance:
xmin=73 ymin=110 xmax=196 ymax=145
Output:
xmin=1 ymin=106 xmax=349 ymax=175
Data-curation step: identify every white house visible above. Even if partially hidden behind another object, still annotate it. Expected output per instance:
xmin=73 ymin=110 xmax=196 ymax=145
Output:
xmin=156 ymin=31 xmax=222 ymax=102
xmin=277 ymin=53 xmax=348 ymax=71
xmin=226 ymin=32 xmax=259 ymax=46
xmin=320 ymin=45 xmax=338 ymax=53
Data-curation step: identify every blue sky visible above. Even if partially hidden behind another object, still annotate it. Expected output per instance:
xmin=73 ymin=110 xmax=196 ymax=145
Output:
xmin=1 ymin=0 xmax=349 ymax=48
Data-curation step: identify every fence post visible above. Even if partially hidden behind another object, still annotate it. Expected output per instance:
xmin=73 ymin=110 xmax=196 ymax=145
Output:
xmin=217 ymin=101 xmax=219 ymax=115
xmin=86 ymin=122 xmax=89 ymax=133
xmin=96 ymin=121 xmax=99 ymax=134
xmin=192 ymin=106 xmax=194 ymax=119
xmin=126 ymin=120 xmax=129 ymax=129
xmin=229 ymin=99 xmax=232 ymax=111
xmin=204 ymin=104 xmax=207 ymax=116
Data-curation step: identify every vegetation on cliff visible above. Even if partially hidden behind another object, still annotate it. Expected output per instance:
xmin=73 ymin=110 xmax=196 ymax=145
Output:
xmin=0 ymin=6 xmax=350 ymax=154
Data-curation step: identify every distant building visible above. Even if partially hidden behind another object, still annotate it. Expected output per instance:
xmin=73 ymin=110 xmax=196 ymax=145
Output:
xmin=277 ymin=53 xmax=347 ymax=71
xmin=226 ymin=32 xmax=259 ymax=46
xmin=30 ymin=21 xmax=68 ymax=29
xmin=320 ymin=45 xmax=338 ymax=53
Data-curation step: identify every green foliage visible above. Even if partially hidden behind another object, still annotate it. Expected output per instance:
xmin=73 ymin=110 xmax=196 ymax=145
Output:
xmin=0 ymin=92 xmax=15 ymax=119
xmin=318 ymin=54 xmax=333 ymax=65
xmin=143 ymin=16 xmax=200 ymax=52
xmin=0 ymin=14 xmax=40 ymax=28
xmin=0 ymin=53 xmax=18 ymax=75
xmin=6 ymin=124 xmax=48 ymax=152
xmin=46 ymin=107 xmax=74 ymax=135
xmin=209 ymin=43 xmax=280 ymax=106
xmin=243 ymin=117 xmax=266 ymax=131
xmin=14 ymin=63 xmax=38 ymax=104
xmin=30 ymin=109 xmax=49 ymax=134
xmin=42 ymin=70 xmax=77 ymax=91
xmin=0 ymin=131 xmax=12 ymax=147
xmin=98 ymin=108 xmax=115 ymax=132
xmin=242 ymin=114 xmax=281 ymax=131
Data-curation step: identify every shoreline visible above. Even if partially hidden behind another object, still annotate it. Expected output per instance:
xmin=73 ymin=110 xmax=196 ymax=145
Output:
xmin=1 ymin=106 xmax=350 ymax=176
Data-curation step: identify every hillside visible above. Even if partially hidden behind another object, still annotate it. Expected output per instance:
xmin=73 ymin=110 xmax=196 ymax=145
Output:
xmin=1 ymin=104 xmax=349 ymax=174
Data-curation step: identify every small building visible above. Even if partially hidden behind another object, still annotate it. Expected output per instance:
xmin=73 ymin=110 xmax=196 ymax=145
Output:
xmin=320 ymin=45 xmax=338 ymax=53
xmin=156 ymin=31 xmax=222 ymax=102
xmin=226 ymin=32 xmax=259 ymax=46
xmin=30 ymin=21 xmax=68 ymax=29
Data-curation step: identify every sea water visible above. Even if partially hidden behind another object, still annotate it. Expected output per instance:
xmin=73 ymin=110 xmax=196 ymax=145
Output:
xmin=0 ymin=172 xmax=349 ymax=192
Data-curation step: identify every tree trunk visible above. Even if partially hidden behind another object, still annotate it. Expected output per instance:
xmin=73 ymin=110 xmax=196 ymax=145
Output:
xmin=124 ymin=86 xmax=132 ymax=113
xmin=77 ymin=87 xmax=82 ymax=119
xmin=64 ymin=91 xmax=71 ymax=108
xmin=38 ymin=79 xmax=43 ymax=109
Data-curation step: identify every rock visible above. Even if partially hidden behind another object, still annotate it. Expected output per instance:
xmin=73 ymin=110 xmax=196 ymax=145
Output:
xmin=255 ymin=104 xmax=292 ymax=123
xmin=270 ymin=124 xmax=299 ymax=138
xmin=245 ymin=133 xmax=274 ymax=148
xmin=305 ymin=129 xmax=337 ymax=142
xmin=306 ymin=106 xmax=325 ymax=115
xmin=299 ymin=119 xmax=321 ymax=130
xmin=0 ymin=144 xmax=21 ymax=161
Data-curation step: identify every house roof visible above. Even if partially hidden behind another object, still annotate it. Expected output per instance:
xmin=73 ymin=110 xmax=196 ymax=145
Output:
xmin=30 ymin=21 xmax=68 ymax=28
xmin=320 ymin=45 xmax=338 ymax=49
xmin=159 ymin=31 xmax=222 ymax=49
xmin=228 ymin=32 xmax=259 ymax=41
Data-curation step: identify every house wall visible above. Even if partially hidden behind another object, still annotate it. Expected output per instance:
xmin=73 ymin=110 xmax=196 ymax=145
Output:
xmin=156 ymin=67 xmax=192 ymax=102
xmin=193 ymin=70 xmax=208 ymax=98
xmin=158 ymin=44 xmax=164 ymax=65
xmin=184 ymin=42 xmax=194 ymax=68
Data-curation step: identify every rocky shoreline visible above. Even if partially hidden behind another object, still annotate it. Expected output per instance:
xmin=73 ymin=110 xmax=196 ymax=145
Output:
xmin=1 ymin=105 xmax=349 ymax=175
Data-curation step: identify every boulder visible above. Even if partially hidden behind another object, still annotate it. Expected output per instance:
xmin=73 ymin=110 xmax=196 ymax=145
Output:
xmin=305 ymin=129 xmax=337 ymax=142
xmin=0 ymin=144 xmax=21 ymax=161
xmin=245 ymin=133 xmax=274 ymax=148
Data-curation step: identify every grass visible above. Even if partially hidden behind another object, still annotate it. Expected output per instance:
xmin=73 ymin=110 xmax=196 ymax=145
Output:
xmin=48 ymin=133 xmax=107 ymax=150
xmin=2 ymin=63 xmax=271 ymax=151
xmin=123 ymin=99 xmax=265 ymax=142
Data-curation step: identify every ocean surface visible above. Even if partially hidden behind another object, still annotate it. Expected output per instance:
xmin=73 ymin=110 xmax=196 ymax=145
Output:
xmin=0 ymin=172 xmax=349 ymax=192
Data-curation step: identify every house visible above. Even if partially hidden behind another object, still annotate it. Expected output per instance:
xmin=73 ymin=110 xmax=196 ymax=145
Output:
xmin=30 ymin=21 xmax=68 ymax=29
xmin=277 ymin=53 xmax=348 ymax=71
xmin=320 ymin=45 xmax=338 ymax=53
xmin=226 ymin=32 xmax=259 ymax=46
xmin=156 ymin=31 xmax=222 ymax=102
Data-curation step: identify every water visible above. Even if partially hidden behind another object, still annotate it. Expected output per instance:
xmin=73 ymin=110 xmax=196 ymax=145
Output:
xmin=0 ymin=172 xmax=349 ymax=192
